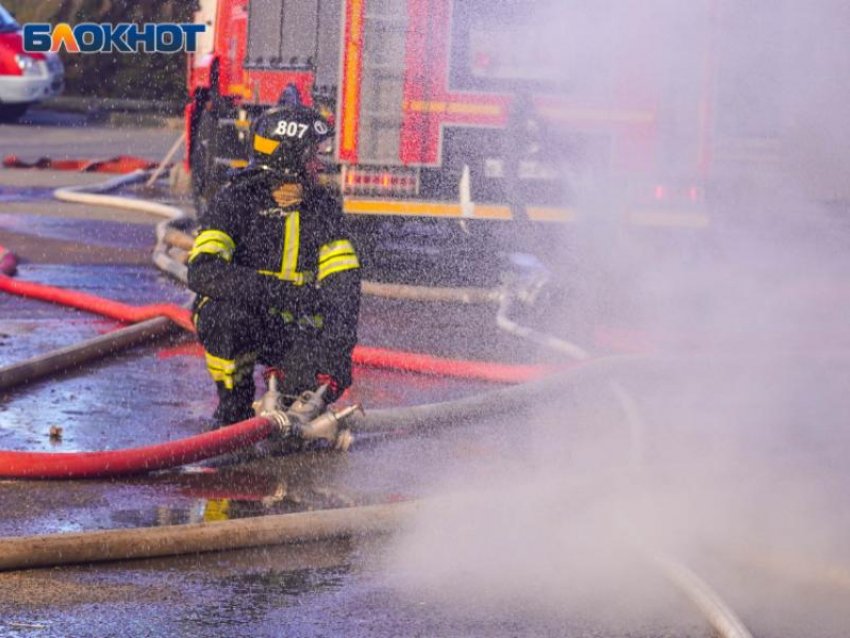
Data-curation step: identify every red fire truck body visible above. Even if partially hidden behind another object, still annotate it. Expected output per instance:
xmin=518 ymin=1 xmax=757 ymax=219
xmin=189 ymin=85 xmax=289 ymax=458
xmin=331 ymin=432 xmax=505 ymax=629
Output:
xmin=185 ymin=0 xmax=751 ymax=282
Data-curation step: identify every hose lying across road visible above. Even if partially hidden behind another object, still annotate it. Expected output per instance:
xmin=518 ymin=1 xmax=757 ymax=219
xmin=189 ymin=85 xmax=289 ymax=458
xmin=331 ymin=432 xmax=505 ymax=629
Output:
xmin=0 ymin=270 xmax=556 ymax=478
xmin=0 ymin=352 xmax=592 ymax=480
xmin=0 ymin=274 xmax=196 ymax=332
xmin=0 ymin=417 xmax=277 ymax=480
xmin=0 ymin=271 xmax=550 ymax=384
xmin=0 ymin=317 xmax=177 ymax=392
xmin=0 ymin=500 xmax=419 ymax=572
xmin=0 ymin=492 xmax=756 ymax=638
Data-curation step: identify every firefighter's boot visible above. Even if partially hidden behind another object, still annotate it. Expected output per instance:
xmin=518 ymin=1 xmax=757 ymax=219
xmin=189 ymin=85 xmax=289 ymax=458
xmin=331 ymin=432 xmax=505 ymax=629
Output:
xmin=211 ymin=378 xmax=256 ymax=429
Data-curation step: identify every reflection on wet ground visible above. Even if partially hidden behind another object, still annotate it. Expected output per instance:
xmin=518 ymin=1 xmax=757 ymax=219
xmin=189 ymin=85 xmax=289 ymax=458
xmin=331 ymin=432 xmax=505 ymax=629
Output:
xmin=0 ymin=186 xmax=57 ymax=202
xmin=0 ymin=213 xmax=156 ymax=249
xmin=0 ymin=536 xmax=702 ymax=638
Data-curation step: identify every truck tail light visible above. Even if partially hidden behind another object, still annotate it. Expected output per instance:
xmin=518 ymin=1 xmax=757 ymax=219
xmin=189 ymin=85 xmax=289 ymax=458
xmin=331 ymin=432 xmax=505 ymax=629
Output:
xmin=652 ymin=184 xmax=703 ymax=203
xmin=342 ymin=166 xmax=419 ymax=197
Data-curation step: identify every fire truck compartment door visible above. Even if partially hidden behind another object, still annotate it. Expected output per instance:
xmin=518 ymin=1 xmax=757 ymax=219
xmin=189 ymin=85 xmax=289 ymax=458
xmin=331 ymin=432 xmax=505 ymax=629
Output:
xmin=314 ymin=0 xmax=343 ymax=91
xmin=245 ymin=0 xmax=320 ymax=70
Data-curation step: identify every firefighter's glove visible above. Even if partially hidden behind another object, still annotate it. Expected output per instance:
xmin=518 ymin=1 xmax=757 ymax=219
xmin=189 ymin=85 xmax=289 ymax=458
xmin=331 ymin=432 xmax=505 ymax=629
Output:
xmin=258 ymin=275 xmax=316 ymax=314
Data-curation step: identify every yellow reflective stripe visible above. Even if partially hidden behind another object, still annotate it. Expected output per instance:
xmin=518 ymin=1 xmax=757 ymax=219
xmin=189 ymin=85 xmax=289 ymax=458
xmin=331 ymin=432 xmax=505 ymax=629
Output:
xmin=318 ymin=257 xmax=360 ymax=281
xmin=188 ymin=242 xmax=233 ymax=263
xmin=281 ymin=212 xmax=300 ymax=280
xmin=318 ymin=240 xmax=357 ymax=281
xmin=204 ymin=353 xmax=255 ymax=390
xmin=205 ymin=353 xmax=236 ymax=372
xmin=319 ymin=239 xmax=355 ymax=261
xmin=321 ymin=239 xmax=353 ymax=254
xmin=319 ymin=248 xmax=356 ymax=264
xmin=192 ymin=296 xmax=210 ymax=326
xmin=195 ymin=230 xmax=235 ymax=252
xmin=256 ymin=212 xmax=310 ymax=285
xmin=254 ymin=134 xmax=280 ymax=155
xmin=207 ymin=369 xmax=234 ymax=389
xmin=319 ymin=253 xmax=360 ymax=271
xmin=189 ymin=230 xmax=235 ymax=263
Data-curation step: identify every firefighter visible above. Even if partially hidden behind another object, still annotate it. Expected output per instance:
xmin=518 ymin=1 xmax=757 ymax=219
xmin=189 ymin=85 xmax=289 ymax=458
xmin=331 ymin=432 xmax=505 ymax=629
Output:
xmin=187 ymin=105 xmax=361 ymax=428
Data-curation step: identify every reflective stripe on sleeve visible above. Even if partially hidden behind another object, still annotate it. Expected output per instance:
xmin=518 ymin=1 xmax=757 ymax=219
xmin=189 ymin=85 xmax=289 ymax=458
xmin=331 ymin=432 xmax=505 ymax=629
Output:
xmin=318 ymin=239 xmax=359 ymax=281
xmin=189 ymin=230 xmax=236 ymax=263
xmin=318 ymin=256 xmax=360 ymax=281
xmin=319 ymin=239 xmax=356 ymax=262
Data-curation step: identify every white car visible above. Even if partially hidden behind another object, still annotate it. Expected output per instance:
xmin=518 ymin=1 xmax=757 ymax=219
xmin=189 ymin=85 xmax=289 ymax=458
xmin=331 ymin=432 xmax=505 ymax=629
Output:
xmin=0 ymin=3 xmax=64 ymax=121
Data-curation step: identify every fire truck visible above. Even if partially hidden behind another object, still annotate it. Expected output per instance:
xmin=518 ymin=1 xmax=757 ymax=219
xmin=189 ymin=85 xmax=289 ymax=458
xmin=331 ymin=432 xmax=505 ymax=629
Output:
xmin=185 ymin=0 xmax=825 ymax=284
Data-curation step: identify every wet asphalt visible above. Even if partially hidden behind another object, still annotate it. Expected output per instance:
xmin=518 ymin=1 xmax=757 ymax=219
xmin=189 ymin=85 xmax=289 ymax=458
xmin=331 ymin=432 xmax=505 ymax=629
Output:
xmin=1 ymin=116 xmax=850 ymax=636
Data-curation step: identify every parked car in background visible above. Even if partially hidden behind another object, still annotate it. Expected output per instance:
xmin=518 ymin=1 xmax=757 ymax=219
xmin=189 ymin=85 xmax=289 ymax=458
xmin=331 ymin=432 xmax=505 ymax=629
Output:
xmin=0 ymin=2 xmax=63 ymax=122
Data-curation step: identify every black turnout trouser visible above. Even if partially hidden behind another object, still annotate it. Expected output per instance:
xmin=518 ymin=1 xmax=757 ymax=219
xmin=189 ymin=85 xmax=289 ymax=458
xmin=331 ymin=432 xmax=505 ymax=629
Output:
xmin=194 ymin=298 xmax=331 ymax=424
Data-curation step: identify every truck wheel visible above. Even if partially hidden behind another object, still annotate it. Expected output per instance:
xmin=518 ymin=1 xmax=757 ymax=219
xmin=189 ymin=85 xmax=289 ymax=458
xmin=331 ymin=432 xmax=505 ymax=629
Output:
xmin=0 ymin=103 xmax=30 ymax=122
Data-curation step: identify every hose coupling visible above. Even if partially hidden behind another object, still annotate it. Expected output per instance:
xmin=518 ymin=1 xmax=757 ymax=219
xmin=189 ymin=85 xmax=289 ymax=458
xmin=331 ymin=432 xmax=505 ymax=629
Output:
xmin=263 ymin=409 xmax=293 ymax=437
xmin=298 ymin=404 xmax=362 ymax=451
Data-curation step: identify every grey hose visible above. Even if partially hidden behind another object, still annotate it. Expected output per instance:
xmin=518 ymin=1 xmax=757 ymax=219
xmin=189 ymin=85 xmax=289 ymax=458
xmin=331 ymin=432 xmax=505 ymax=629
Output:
xmin=349 ymin=355 xmax=646 ymax=434
xmin=0 ymin=501 xmax=419 ymax=572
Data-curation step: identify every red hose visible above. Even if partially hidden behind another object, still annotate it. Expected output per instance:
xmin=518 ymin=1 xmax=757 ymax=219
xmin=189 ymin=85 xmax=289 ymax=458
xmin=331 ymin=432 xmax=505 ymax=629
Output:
xmin=0 ymin=416 xmax=275 ymax=479
xmin=3 ymin=154 xmax=159 ymax=174
xmin=352 ymin=345 xmax=550 ymax=383
xmin=158 ymin=342 xmax=552 ymax=384
xmin=0 ymin=275 xmax=195 ymax=332
xmin=0 ymin=276 xmax=550 ymax=383
xmin=0 ymin=271 xmax=552 ymax=478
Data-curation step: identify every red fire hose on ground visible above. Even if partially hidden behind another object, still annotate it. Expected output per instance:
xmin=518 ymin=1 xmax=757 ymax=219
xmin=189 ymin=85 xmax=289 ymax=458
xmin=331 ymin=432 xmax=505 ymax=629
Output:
xmin=0 ymin=254 xmax=553 ymax=479
xmin=2 ymin=155 xmax=159 ymax=174
xmin=0 ymin=417 xmax=276 ymax=479
xmin=0 ymin=274 xmax=195 ymax=332
xmin=0 ymin=273 xmax=551 ymax=384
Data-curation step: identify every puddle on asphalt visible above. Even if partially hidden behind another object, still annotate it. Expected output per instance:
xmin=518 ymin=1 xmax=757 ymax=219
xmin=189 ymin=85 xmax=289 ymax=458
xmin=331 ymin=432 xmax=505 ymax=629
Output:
xmin=0 ymin=212 xmax=155 ymax=248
